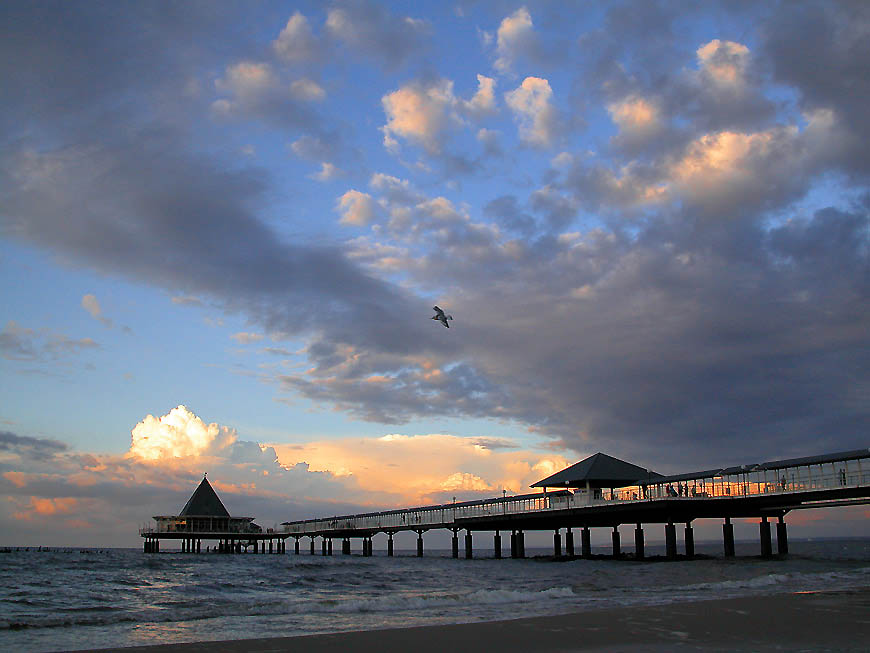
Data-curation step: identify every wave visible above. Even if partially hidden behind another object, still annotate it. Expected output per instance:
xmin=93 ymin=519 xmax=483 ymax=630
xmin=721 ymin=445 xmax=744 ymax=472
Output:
xmin=0 ymin=585 xmax=580 ymax=631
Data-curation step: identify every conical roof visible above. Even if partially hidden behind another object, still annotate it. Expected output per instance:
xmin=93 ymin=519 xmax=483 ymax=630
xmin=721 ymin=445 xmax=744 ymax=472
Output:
xmin=179 ymin=476 xmax=230 ymax=517
xmin=531 ymin=452 xmax=657 ymax=489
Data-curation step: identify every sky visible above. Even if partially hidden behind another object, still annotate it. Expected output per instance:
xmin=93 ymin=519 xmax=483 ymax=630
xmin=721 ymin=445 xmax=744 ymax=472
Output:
xmin=1 ymin=0 xmax=868 ymax=547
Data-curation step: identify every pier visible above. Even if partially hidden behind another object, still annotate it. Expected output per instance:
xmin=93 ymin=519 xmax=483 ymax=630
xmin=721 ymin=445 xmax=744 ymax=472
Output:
xmin=141 ymin=449 xmax=869 ymax=559
xmin=278 ymin=449 xmax=870 ymax=560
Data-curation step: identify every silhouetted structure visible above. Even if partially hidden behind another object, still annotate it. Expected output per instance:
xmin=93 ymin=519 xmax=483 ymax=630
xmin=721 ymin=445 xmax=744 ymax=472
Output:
xmin=140 ymin=475 xmax=287 ymax=554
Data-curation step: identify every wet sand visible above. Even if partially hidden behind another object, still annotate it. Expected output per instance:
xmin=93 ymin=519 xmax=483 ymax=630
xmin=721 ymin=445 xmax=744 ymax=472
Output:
xmin=83 ymin=589 xmax=870 ymax=652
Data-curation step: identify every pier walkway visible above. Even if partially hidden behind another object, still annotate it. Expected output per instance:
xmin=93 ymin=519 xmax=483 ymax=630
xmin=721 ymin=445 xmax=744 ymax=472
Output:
xmin=279 ymin=449 xmax=870 ymax=559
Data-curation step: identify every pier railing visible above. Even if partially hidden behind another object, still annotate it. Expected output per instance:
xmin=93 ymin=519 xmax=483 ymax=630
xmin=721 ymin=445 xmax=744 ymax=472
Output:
xmin=282 ymin=452 xmax=869 ymax=536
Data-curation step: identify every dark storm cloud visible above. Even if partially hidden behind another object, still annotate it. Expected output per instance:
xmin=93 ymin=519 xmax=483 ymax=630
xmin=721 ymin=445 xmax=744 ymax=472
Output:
xmin=285 ymin=168 xmax=869 ymax=469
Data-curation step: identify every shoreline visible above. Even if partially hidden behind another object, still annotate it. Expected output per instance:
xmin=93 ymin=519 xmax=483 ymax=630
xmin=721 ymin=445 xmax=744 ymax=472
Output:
xmin=82 ymin=589 xmax=870 ymax=652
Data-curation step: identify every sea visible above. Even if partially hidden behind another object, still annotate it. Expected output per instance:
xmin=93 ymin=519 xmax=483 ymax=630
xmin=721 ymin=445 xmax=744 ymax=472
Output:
xmin=2 ymin=538 xmax=869 ymax=652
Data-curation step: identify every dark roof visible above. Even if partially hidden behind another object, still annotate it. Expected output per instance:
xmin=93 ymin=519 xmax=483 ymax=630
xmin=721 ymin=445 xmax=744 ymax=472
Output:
xmin=637 ymin=469 xmax=723 ymax=486
xmin=179 ymin=476 xmax=230 ymax=517
xmin=531 ymin=453 xmax=658 ymax=489
xmin=756 ymin=449 xmax=870 ymax=471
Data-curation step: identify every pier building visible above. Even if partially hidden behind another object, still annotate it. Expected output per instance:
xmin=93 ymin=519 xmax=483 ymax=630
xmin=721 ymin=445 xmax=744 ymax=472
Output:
xmin=140 ymin=475 xmax=289 ymax=554
xmin=279 ymin=448 xmax=870 ymax=560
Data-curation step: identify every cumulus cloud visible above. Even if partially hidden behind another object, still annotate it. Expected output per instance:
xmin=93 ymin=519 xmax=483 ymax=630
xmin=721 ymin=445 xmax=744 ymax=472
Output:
xmin=696 ymin=39 xmax=750 ymax=88
xmin=289 ymin=78 xmax=325 ymax=101
xmin=505 ymin=77 xmax=559 ymax=148
xmin=459 ymin=74 xmax=497 ymax=119
xmin=211 ymin=61 xmax=319 ymax=128
xmin=608 ymin=95 xmax=665 ymax=150
xmin=127 ymin=405 xmax=238 ymax=461
xmin=337 ymin=189 xmax=379 ymax=226
xmin=494 ymin=7 xmax=535 ymax=73
xmin=381 ymin=75 xmax=500 ymax=155
xmin=272 ymin=11 xmax=320 ymax=61
xmin=381 ymin=79 xmax=457 ymax=153
xmin=309 ymin=162 xmax=342 ymax=182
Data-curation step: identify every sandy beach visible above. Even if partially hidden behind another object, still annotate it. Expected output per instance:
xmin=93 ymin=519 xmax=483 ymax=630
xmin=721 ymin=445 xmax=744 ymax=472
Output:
xmin=83 ymin=589 xmax=870 ymax=652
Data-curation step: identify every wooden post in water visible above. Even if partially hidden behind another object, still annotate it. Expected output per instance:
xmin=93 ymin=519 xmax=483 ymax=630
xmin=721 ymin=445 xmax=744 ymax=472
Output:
xmin=566 ymin=528 xmax=575 ymax=558
xmin=581 ymin=527 xmax=591 ymax=558
xmin=760 ymin=517 xmax=772 ymax=558
xmin=634 ymin=524 xmax=644 ymax=560
xmin=494 ymin=531 xmax=502 ymax=559
xmin=553 ymin=529 xmax=562 ymax=557
xmin=777 ymin=515 xmax=789 ymax=555
xmin=723 ymin=517 xmax=735 ymax=557
xmin=451 ymin=529 xmax=459 ymax=558
xmin=611 ymin=526 xmax=621 ymax=558
xmin=684 ymin=522 xmax=694 ymax=559
xmin=665 ymin=523 xmax=677 ymax=559
xmin=465 ymin=530 xmax=473 ymax=559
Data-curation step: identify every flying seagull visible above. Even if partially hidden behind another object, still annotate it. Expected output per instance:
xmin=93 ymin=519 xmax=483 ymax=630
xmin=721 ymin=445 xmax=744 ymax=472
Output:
xmin=431 ymin=306 xmax=453 ymax=328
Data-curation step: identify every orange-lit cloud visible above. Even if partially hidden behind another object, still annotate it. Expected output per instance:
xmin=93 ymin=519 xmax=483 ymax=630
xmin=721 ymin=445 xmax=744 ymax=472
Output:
xmin=696 ymin=39 xmax=750 ymax=87
xmin=505 ymin=77 xmax=558 ymax=148
xmin=14 ymin=496 xmax=79 ymax=520
xmin=271 ymin=433 xmax=570 ymax=506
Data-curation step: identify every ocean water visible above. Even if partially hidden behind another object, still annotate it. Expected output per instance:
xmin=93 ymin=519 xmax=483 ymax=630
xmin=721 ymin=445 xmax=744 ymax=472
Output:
xmin=1 ymin=538 xmax=868 ymax=652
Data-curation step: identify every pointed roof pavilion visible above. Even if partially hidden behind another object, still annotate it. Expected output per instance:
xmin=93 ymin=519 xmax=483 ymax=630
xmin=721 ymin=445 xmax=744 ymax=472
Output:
xmin=179 ymin=475 xmax=230 ymax=517
xmin=531 ymin=452 xmax=659 ymax=489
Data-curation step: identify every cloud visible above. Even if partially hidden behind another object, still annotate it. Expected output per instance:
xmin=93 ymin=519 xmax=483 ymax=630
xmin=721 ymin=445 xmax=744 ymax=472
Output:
xmin=171 ymin=295 xmax=204 ymax=307
xmin=81 ymin=293 xmax=113 ymax=328
xmin=696 ymin=39 xmax=750 ymax=87
xmin=289 ymin=78 xmax=326 ymax=101
xmin=608 ymin=95 xmax=664 ymax=150
xmin=494 ymin=7 xmax=535 ymax=73
xmin=211 ymin=61 xmax=320 ymax=128
xmin=271 ymin=432 xmax=570 ymax=503
xmin=127 ymin=405 xmax=238 ymax=462
xmin=272 ymin=11 xmax=320 ymax=62
xmin=380 ymin=75 xmax=501 ymax=162
xmin=337 ymin=189 xmax=379 ymax=226
xmin=762 ymin=1 xmax=870 ymax=176
xmin=310 ymin=162 xmax=342 ymax=182
xmin=381 ymin=79 xmax=457 ymax=153
xmin=289 ymin=134 xmax=341 ymax=161
xmin=0 ymin=430 xmax=68 ymax=461
xmin=459 ymin=74 xmax=498 ymax=119
xmin=325 ymin=2 xmax=429 ymax=68
xmin=0 ymin=321 xmax=98 ymax=362
xmin=231 ymin=332 xmax=264 ymax=344
xmin=505 ymin=77 xmax=559 ymax=148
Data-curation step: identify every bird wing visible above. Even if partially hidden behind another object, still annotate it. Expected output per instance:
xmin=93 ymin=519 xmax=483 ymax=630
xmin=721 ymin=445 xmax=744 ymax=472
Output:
xmin=433 ymin=306 xmax=445 ymax=317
